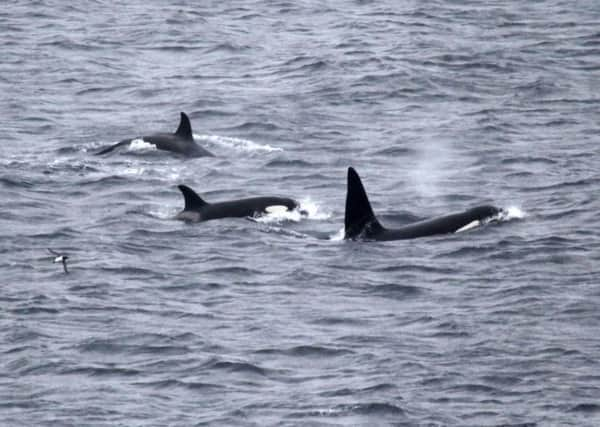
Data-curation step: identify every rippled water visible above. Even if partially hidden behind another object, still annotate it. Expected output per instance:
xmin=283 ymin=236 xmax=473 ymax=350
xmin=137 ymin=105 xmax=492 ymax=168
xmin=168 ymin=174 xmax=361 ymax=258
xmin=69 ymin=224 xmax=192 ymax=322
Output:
xmin=2 ymin=1 xmax=600 ymax=426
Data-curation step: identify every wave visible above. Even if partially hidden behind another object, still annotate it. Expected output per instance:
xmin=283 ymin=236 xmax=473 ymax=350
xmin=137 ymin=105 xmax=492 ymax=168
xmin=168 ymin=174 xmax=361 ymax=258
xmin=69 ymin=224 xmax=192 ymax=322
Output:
xmin=569 ymin=403 xmax=600 ymax=413
xmin=499 ymin=206 xmax=527 ymax=221
xmin=366 ymin=283 xmax=423 ymax=299
xmin=204 ymin=42 xmax=251 ymax=54
xmin=10 ymin=306 xmax=60 ymax=315
xmin=521 ymin=177 xmax=600 ymax=192
xmin=61 ymin=365 xmax=140 ymax=377
xmin=500 ymin=156 xmax=558 ymax=165
xmin=256 ymin=225 xmax=313 ymax=240
xmin=77 ymin=339 xmax=190 ymax=356
xmin=224 ymin=121 xmax=281 ymax=132
xmin=206 ymin=360 xmax=268 ymax=376
xmin=255 ymin=345 xmax=352 ymax=358
xmin=0 ymin=177 xmax=34 ymax=188
xmin=319 ymin=383 xmax=397 ymax=397
xmin=264 ymin=158 xmax=314 ymax=168
xmin=133 ymin=379 xmax=225 ymax=391
xmin=289 ymin=402 xmax=405 ymax=418
xmin=371 ymin=146 xmax=417 ymax=156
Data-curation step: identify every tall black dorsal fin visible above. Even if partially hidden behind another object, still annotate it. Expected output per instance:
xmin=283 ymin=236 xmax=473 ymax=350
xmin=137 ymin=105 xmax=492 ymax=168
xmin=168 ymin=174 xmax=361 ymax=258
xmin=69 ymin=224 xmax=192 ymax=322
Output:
xmin=178 ymin=185 xmax=208 ymax=210
xmin=344 ymin=167 xmax=383 ymax=239
xmin=175 ymin=112 xmax=194 ymax=140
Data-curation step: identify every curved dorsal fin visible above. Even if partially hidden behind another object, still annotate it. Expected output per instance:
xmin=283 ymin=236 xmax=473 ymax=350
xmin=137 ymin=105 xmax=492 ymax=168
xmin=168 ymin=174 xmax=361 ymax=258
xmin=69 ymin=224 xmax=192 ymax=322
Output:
xmin=344 ymin=167 xmax=383 ymax=239
xmin=175 ymin=112 xmax=194 ymax=140
xmin=178 ymin=185 xmax=208 ymax=210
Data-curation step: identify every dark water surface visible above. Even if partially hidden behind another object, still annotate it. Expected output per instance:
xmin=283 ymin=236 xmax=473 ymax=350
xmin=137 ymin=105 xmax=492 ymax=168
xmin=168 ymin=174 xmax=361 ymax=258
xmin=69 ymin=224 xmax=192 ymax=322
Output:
xmin=2 ymin=1 xmax=600 ymax=426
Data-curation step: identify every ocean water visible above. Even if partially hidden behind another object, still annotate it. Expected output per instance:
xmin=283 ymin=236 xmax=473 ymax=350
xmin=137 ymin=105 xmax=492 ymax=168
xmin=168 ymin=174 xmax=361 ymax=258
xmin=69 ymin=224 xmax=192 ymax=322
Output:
xmin=1 ymin=1 xmax=600 ymax=426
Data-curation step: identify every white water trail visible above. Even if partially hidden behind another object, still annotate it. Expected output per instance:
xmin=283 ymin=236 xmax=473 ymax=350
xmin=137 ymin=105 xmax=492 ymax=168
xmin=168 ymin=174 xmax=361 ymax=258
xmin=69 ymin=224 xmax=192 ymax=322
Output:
xmin=195 ymin=134 xmax=283 ymax=153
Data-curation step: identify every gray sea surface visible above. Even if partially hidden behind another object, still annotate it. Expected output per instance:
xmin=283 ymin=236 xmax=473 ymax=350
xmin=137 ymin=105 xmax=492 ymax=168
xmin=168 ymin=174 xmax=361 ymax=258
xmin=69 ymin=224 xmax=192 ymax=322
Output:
xmin=1 ymin=1 xmax=600 ymax=426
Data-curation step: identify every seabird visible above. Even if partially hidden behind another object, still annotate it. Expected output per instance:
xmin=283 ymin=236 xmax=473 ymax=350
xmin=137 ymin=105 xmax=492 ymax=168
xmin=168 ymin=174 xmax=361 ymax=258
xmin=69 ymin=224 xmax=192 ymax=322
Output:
xmin=48 ymin=248 xmax=69 ymax=274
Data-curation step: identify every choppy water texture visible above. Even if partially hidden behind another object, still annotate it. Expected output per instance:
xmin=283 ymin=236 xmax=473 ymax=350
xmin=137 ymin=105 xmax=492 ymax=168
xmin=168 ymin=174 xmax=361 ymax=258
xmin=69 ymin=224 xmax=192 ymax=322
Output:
xmin=2 ymin=1 xmax=600 ymax=426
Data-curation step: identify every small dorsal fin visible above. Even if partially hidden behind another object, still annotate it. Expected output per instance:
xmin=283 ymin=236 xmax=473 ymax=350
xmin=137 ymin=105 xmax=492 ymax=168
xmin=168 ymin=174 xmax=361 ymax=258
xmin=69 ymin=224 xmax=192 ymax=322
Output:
xmin=178 ymin=185 xmax=208 ymax=210
xmin=175 ymin=112 xmax=194 ymax=140
xmin=344 ymin=167 xmax=383 ymax=239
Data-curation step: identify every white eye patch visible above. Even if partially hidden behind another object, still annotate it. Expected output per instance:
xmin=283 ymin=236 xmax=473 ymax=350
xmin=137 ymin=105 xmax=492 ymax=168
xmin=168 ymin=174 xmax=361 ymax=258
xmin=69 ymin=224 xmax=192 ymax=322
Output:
xmin=264 ymin=205 xmax=289 ymax=214
xmin=455 ymin=220 xmax=480 ymax=233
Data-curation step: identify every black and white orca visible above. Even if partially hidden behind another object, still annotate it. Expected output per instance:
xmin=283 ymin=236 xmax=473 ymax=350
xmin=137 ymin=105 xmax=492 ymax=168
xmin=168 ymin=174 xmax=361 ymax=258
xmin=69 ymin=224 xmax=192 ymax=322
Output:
xmin=176 ymin=185 xmax=300 ymax=223
xmin=96 ymin=112 xmax=214 ymax=157
xmin=344 ymin=167 xmax=502 ymax=241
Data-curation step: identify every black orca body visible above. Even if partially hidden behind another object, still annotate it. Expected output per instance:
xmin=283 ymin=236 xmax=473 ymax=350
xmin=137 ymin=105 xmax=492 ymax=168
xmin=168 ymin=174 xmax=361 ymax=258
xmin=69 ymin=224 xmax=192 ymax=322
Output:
xmin=96 ymin=112 xmax=214 ymax=157
xmin=344 ymin=167 xmax=502 ymax=241
xmin=176 ymin=185 xmax=300 ymax=222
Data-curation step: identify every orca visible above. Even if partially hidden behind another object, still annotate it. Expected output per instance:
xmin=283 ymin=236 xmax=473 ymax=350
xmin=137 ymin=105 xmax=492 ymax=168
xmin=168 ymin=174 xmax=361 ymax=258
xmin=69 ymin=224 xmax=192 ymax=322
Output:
xmin=344 ymin=167 xmax=502 ymax=241
xmin=95 ymin=112 xmax=214 ymax=157
xmin=176 ymin=184 xmax=300 ymax=222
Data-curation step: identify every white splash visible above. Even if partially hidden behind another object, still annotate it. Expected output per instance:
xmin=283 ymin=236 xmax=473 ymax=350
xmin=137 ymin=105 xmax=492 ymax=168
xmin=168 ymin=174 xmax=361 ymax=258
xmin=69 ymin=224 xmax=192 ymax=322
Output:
xmin=48 ymin=157 xmax=67 ymax=167
xmin=329 ymin=227 xmax=345 ymax=241
xmin=298 ymin=197 xmax=331 ymax=220
xmin=122 ymin=166 xmax=146 ymax=176
xmin=147 ymin=205 xmax=179 ymax=220
xmin=500 ymin=206 xmax=526 ymax=221
xmin=254 ymin=207 xmax=303 ymax=223
xmin=196 ymin=134 xmax=283 ymax=153
xmin=127 ymin=138 xmax=157 ymax=152
xmin=254 ymin=197 xmax=330 ymax=224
